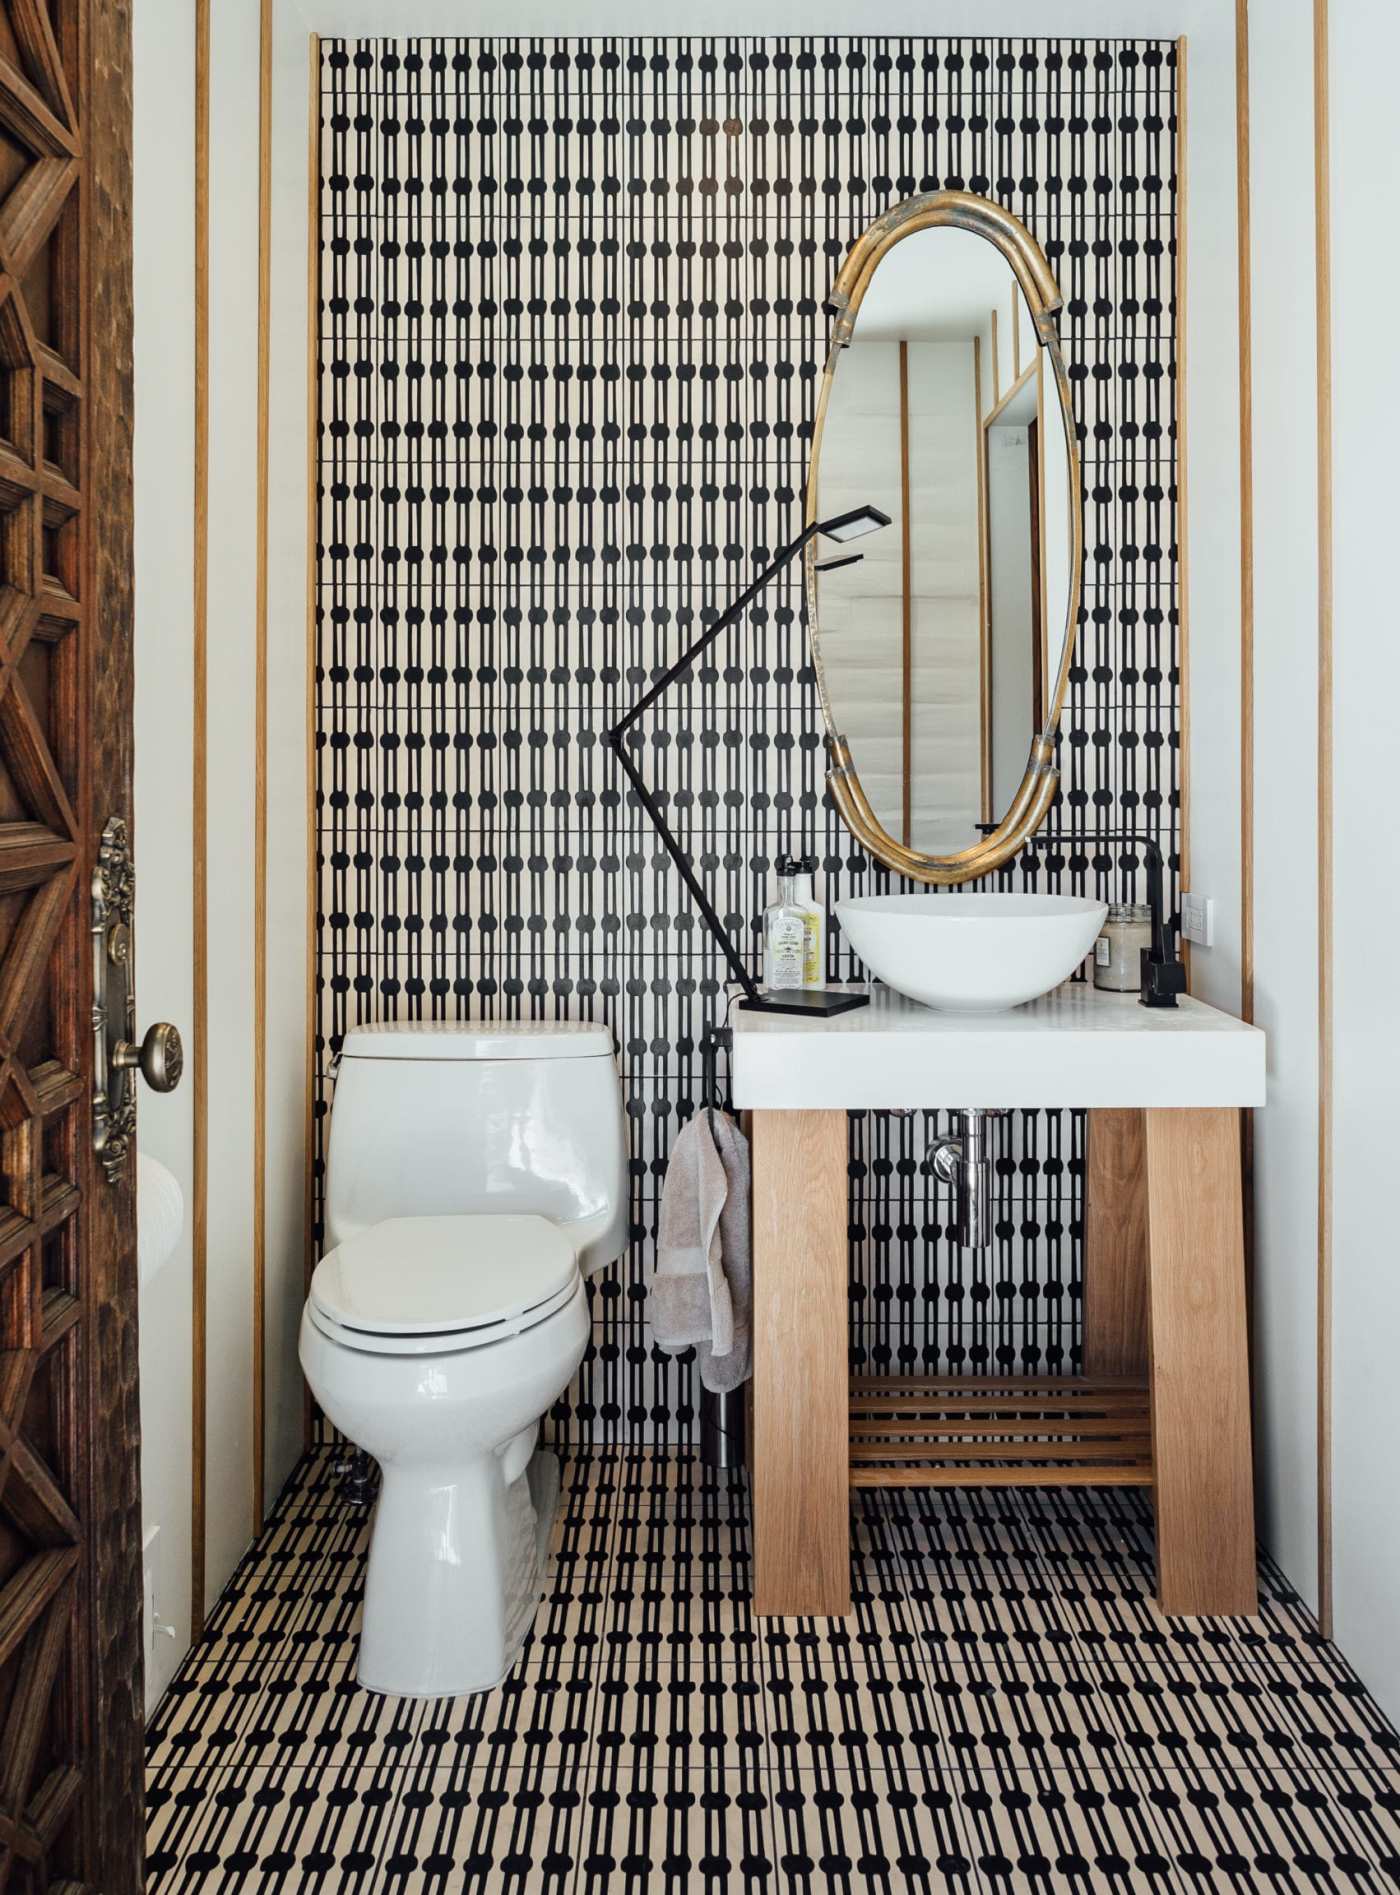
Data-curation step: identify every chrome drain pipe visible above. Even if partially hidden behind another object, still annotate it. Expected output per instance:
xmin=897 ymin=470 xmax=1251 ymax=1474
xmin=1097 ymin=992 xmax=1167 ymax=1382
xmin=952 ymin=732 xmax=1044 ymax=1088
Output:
xmin=932 ymin=1109 xmax=997 ymax=1249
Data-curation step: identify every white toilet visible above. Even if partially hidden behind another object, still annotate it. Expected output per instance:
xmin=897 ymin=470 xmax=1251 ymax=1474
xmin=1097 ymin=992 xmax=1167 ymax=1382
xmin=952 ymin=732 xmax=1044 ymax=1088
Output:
xmin=299 ymin=1019 xmax=626 ymax=1698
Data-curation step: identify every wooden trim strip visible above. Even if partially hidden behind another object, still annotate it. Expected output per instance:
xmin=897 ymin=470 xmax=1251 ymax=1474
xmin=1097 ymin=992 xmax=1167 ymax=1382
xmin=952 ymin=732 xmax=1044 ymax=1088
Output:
xmin=851 ymin=1392 xmax=1149 ymax=1416
xmin=1236 ymin=0 xmax=1255 ymax=1032
xmin=854 ymin=1375 xmax=1144 ymax=1393
xmin=191 ymin=0 xmax=210 ymax=1637
xmin=851 ymin=1440 xmax=1152 ymax=1463
xmin=851 ymin=1465 xmax=1154 ymax=1490
xmin=1235 ymin=0 xmax=1259 ymax=1494
xmin=850 ymin=1417 xmax=1151 ymax=1440
xmin=252 ymin=0 xmax=272 ymax=1531
xmin=1176 ymin=37 xmax=1192 ymax=972
xmin=1313 ymin=0 xmax=1334 ymax=1638
xmin=898 ymin=338 xmax=911 ymax=849
xmin=304 ymin=34 xmax=321 ymax=1447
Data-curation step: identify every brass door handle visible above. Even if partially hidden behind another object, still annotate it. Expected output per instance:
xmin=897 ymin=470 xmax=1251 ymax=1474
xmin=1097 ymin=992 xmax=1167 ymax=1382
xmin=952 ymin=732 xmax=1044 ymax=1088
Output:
xmin=113 ymin=1022 xmax=184 ymax=1094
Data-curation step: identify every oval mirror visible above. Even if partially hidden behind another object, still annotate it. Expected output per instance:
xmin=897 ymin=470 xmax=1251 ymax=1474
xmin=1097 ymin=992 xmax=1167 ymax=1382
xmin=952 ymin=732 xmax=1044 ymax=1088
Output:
xmin=806 ymin=191 xmax=1083 ymax=884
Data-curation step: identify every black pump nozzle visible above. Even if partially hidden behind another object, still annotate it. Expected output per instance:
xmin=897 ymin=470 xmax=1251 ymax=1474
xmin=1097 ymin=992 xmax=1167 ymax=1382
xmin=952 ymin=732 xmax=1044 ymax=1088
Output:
xmin=1138 ymin=843 xmax=1187 ymax=1008
xmin=1026 ymin=831 xmax=1186 ymax=1010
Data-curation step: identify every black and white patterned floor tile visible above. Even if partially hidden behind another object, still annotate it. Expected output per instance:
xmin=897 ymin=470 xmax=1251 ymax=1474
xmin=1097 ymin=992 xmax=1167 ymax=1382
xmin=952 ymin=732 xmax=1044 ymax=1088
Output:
xmin=146 ymin=1449 xmax=1400 ymax=1892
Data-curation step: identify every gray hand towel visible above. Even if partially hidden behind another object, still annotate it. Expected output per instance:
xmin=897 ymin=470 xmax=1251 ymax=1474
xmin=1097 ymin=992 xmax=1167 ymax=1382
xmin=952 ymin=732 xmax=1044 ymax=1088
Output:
xmin=651 ymin=1107 xmax=752 ymax=1393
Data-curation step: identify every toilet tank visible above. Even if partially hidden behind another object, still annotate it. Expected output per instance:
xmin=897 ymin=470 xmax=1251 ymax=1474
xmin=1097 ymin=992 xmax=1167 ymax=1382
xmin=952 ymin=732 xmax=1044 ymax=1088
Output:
xmin=323 ymin=1021 xmax=628 ymax=1277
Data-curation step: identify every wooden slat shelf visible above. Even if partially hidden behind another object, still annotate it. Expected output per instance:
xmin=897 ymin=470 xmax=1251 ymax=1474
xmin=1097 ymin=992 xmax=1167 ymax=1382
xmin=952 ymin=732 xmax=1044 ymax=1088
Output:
xmin=848 ymin=1375 xmax=1154 ymax=1490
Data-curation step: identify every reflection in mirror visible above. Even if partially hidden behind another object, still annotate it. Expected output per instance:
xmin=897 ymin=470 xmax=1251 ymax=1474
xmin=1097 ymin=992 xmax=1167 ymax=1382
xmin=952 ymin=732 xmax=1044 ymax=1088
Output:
xmin=810 ymin=216 xmax=1075 ymax=863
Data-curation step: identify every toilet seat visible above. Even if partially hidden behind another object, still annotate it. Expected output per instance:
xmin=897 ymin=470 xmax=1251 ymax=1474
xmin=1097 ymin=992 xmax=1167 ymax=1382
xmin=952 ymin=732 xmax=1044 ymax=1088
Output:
xmin=309 ymin=1213 xmax=581 ymax=1357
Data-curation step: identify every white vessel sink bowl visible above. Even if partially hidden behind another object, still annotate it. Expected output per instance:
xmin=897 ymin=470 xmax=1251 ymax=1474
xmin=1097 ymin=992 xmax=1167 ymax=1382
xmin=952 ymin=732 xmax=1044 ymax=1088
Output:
xmin=836 ymin=892 xmax=1109 ymax=1013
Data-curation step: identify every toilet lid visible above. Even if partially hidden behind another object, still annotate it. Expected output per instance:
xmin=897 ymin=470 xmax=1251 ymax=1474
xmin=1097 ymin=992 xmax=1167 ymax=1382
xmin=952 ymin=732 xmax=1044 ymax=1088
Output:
xmin=310 ymin=1214 xmax=577 ymax=1337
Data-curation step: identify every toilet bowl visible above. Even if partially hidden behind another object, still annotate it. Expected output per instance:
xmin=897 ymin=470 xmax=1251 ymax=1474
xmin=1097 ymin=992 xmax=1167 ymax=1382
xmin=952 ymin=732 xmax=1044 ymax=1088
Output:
xmin=298 ymin=1021 xmax=626 ymax=1697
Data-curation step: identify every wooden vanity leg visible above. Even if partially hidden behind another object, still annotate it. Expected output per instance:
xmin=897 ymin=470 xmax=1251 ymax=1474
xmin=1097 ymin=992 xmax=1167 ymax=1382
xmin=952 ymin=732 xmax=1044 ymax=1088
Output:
xmin=1144 ymin=1108 xmax=1258 ymax=1616
xmin=1084 ymin=1109 xmax=1149 ymax=1376
xmin=751 ymin=1109 xmax=851 ymax=1617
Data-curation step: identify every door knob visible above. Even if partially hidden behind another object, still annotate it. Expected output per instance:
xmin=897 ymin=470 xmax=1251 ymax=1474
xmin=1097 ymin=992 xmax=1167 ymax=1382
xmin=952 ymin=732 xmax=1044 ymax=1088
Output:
xmin=113 ymin=1022 xmax=184 ymax=1093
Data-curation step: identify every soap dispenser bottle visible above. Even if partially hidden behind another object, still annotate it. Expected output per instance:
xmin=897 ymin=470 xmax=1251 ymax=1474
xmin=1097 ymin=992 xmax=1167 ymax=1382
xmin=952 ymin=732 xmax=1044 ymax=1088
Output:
xmin=762 ymin=855 xmax=806 ymax=990
xmin=789 ymin=854 xmax=825 ymax=988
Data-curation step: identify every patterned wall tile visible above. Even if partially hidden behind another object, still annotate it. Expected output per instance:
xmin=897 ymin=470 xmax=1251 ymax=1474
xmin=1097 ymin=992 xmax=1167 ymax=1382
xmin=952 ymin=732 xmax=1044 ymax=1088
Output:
xmin=316 ymin=36 xmax=1179 ymax=1444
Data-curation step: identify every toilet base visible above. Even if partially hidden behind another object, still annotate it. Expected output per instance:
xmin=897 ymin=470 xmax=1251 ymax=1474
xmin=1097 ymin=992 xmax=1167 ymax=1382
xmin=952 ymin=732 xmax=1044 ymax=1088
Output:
xmin=526 ymin=1445 xmax=561 ymax=1584
xmin=356 ymin=1446 xmax=563 ymax=1699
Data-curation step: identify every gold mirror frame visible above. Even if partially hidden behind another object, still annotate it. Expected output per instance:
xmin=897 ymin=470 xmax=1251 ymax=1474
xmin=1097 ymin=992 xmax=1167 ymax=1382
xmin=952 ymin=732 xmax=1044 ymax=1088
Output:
xmin=805 ymin=189 xmax=1083 ymax=885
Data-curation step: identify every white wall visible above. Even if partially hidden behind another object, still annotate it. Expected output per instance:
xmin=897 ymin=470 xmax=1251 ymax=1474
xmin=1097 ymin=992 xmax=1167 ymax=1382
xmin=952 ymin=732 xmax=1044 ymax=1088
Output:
xmin=132 ymin=0 xmax=197 ymax=1712
xmin=264 ymin=10 xmax=314 ymax=1506
xmin=1178 ymin=10 xmax=1247 ymax=1031
xmin=252 ymin=3 xmax=1400 ymax=1716
xmin=1327 ymin=0 xmax=1400 ymax=1722
xmin=1245 ymin=0 xmax=1323 ymax=1614
xmin=152 ymin=0 xmax=1386 ymax=1714
xmin=201 ymin=0 xmax=262 ymax=1612
xmin=134 ymin=0 xmax=309 ymax=1706
xmin=1235 ymin=0 xmax=1400 ymax=1719
xmin=194 ymin=0 xmax=1400 ymax=1727
xmin=198 ymin=0 xmax=310 ymax=1611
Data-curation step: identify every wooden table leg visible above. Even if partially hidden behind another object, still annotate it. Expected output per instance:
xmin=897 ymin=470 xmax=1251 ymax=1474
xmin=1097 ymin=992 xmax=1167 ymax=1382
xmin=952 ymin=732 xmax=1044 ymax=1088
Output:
xmin=1085 ymin=1109 xmax=1149 ymax=1377
xmin=1144 ymin=1107 xmax=1258 ymax=1616
xmin=751 ymin=1108 xmax=850 ymax=1616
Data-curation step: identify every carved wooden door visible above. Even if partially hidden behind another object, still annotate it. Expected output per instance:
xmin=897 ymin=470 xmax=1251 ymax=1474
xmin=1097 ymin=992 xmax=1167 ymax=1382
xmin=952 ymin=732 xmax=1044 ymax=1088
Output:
xmin=0 ymin=3 xmax=145 ymax=1893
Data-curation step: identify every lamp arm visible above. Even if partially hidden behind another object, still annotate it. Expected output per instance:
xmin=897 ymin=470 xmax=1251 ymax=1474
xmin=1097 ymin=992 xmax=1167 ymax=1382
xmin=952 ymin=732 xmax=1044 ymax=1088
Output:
xmin=608 ymin=521 xmax=822 ymax=742
xmin=607 ymin=729 xmax=761 ymax=1003
xmin=604 ymin=515 xmax=837 ymax=1011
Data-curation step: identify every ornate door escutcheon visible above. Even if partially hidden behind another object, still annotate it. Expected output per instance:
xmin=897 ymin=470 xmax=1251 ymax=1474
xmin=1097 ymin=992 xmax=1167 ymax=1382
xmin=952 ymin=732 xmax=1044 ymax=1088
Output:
xmin=91 ymin=815 xmax=183 ymax=1183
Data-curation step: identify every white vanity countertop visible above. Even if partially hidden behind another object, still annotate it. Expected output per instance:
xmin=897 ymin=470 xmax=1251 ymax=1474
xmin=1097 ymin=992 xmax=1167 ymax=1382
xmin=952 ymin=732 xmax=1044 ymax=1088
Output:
xmin=730 ymin=982 xmax=1265 ymax=1110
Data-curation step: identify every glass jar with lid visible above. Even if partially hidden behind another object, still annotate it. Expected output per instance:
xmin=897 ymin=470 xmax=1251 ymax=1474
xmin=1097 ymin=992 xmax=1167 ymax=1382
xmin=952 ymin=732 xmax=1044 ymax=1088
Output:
xmin=1093 ymin=903 xmax=1153 ymax=993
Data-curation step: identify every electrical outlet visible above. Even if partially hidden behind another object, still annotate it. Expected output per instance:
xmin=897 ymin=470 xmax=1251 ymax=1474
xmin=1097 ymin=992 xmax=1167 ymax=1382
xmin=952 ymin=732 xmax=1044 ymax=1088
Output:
xmin=1181 ymin=892 xmax=1215 ymax=947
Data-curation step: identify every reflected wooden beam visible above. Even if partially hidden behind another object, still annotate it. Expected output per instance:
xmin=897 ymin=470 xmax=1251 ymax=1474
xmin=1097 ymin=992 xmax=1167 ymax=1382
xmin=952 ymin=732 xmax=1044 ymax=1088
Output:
xmin=974 ymin=334 xmax=991 ymax=823
xmin=898 ymin=338 xmax=911 ymax=848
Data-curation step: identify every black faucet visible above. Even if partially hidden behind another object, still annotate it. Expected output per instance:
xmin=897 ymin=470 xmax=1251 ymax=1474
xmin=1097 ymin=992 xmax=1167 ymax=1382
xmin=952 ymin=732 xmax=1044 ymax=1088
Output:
xmin=1021 ymin=830 xmax=1187 ymax=1009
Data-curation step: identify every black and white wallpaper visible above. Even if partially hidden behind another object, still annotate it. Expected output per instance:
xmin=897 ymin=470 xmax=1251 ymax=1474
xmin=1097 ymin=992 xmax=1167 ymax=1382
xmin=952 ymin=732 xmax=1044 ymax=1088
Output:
xmin=315 ymin=36 xmax=1179 ymax=1442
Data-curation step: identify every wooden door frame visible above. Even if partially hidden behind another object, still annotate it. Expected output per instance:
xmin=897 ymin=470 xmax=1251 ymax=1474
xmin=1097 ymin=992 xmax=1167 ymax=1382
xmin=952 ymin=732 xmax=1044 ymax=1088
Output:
xmin=0 ymin=0 xmax=145 ymax=1889
xmin=84 ymin=0 xmax=147 ymax=1886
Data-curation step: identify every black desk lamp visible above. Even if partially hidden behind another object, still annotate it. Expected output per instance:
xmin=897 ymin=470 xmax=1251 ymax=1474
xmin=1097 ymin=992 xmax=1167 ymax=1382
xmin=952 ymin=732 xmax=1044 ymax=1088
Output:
xmin=607 ymin=505 xmax=889 ymax=1017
